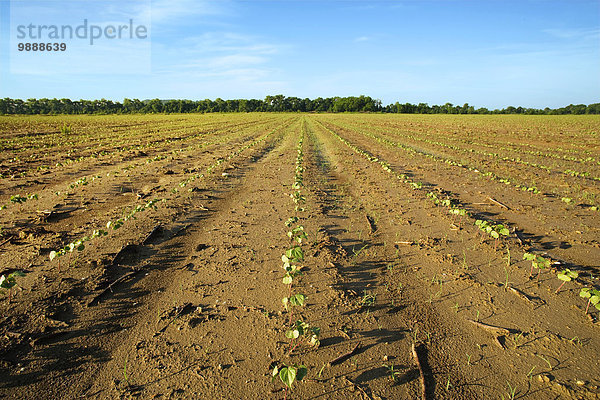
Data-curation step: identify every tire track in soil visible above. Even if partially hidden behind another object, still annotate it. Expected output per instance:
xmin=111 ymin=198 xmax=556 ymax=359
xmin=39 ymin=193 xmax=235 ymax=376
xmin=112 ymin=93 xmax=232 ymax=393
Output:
xmin=0 ymin=118 xmax=295 ymax=400
xmin=307 ymin=117 xmax=600 ymax=400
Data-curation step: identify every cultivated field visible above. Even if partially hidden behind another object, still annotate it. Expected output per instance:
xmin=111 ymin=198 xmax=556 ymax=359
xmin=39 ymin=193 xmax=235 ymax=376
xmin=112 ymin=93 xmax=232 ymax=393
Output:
xmin=0 ymin=113 xmax=599 ymax=399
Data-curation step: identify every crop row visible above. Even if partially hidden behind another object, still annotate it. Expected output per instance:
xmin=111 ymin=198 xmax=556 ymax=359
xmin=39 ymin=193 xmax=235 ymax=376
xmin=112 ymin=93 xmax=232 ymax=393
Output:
xmin=272 ymin=120 xmax=319 ymax=398
xmin=382 ymin=128 xmax=600 ymax=182
xmin=0 ymin=117 xmax=275 ymax=180
xmin=322 ymin=120 xmax=599 ymax=209
xmin=45 ymin=120 xmax=288 ymax=272
xmin=0 ymin=119 xmax=280 ymax=221
xmin=349 ymin=118 xmax=600 ymax=166
xmin=316 ymin=121 xmax=599 ymax=315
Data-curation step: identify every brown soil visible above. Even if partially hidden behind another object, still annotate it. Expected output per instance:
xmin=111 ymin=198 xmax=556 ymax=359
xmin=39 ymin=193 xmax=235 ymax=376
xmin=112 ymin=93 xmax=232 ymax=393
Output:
xmin=0 ymin=114 xmax=599 ymax=400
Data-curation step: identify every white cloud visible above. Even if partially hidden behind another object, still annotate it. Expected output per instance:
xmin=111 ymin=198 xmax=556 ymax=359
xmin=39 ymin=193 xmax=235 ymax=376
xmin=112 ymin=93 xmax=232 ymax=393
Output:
xmin=543 ymin=27 xmax=600 ymax=41
xmin=150 ymin=30 xmax=287 ymax=91
xmin=142 ymin=0 xmax=230 ymax=24
xmin=354 ymin=36 xmax=369 ymax=42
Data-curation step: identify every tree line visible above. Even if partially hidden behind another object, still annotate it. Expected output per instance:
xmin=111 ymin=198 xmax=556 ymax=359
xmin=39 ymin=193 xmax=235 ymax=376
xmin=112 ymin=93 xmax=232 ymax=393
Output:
xmin=0 ymin=95 xmax=598 ymax=115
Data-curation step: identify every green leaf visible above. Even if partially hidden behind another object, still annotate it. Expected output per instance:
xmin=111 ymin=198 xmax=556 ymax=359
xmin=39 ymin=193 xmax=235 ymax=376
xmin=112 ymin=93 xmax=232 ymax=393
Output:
xmin=285 ymin=329 xmax=300 ymax=339
xmin=286 ymin=246 xmax=304 ymax=262
xmin=280 ymin=367 xmax=297 ymax=389
xmin=580 ymin=288 xmax=591 ymax=298
xmin=0 ymin=274 xmax=18 ymax=289
xmin=523 ymin=252 xmax=535 ymax=261
xmin=290 ymin=294 xmax=305 ymax=307
xmin=283 ymin=275 xmax=293 ymax=285
xmin=557 ymin=273 xmax=571 ymax=282
xmin=49 ymin=250 xmax=57 ymax=261
xmin=296 ymin=366 xmax=307 ymax=381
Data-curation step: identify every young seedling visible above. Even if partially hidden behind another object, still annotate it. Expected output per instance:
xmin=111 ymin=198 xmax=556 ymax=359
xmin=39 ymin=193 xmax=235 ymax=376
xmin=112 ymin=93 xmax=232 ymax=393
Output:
xmin=286 ymin=319 xmax=320 ymax=352
xmin=123 ymin=356 xmax=130 ymax=388
xmin=555 ymin=269 xmax=578 ymax=293
xmin=272 ymin=364 xmax=307 ymax=400
xmin=0 ymin=271 xmax=26 ymax=302
xmin=501 ymin=381 xmax=517 ymax=400
xmin=384 ymin=363 xmax=402 ymax=382
xmin=282 ymin=291 xmax=306 ymax=326
xmin=523 ymin=252 xmax=550 ymax=276
xmin=287 ymin=225 xmax=308 ymax=244
xmin=579 ymin=288 xmax=600 ymax=314
xmin=359 ymin=290 xmax=376 ymax=309
xmin=491 ymin=224 xmax=510 ymax=251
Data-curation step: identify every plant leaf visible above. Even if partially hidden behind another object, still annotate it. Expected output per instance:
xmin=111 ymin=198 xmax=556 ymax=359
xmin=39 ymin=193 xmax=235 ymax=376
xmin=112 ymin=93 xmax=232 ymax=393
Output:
xmin=280 ymin=366 xmax=297 ymax=389
xmin=296 ymin=366 xmax=307 ymax=381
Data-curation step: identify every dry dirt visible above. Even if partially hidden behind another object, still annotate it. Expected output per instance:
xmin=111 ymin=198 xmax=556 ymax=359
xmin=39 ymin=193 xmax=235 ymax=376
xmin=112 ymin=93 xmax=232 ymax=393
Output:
xmin=0 ymin=114 xmax=599 ymax=399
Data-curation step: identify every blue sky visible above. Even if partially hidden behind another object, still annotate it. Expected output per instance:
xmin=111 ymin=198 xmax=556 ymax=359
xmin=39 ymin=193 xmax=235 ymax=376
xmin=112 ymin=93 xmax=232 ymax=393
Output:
xmin=1 ymin=0 xmax=599 ymax=108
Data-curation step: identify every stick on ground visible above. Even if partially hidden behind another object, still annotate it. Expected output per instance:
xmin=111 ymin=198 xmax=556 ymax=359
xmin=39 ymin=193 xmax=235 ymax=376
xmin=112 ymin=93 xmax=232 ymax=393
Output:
xmin=411 ymin=343 xmax=427 ymax=400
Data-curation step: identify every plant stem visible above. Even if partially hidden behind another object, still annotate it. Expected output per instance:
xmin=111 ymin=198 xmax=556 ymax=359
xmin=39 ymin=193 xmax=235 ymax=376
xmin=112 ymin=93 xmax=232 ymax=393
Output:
xmin=585 ymin=299 xmax=591 ymax=314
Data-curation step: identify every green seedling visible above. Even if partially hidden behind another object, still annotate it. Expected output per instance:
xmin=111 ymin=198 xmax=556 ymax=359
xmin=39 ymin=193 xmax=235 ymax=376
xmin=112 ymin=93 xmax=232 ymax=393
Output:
xmin=384 ymin=363 xmax=402 ymax=382
xmin=491 ymin=224 xmax=510 ymax=250
xmin=523 ymin=252 xmax=550 ymax=276
xmin=501 ymin=381 xmax=517 ymax=400
xmin=526 ymin=366 xmax=536 ymax=381
xmin=579 ymin=288 xmax=600 ymax=314
xmin=287 ymin=225 xmax=308 ymax=244
xmin=285 ymin=216 xmax=299 ymax=227
xmin=0 ymin=270 xmax=26 ymax=302
xmin=536 ymin=354 xmax=552 ymax=370
xmin=475 ymin=220 xmax=509 ymax=250
xmin=555 ymin=269 xmax=578 ymax=293
xmin=9 ymin=194 xmax=37 ymax=204
xmin=282 ymin=293 xmax=305 ymax=311
xmin=283 ymin=246 xmax=304 ymax=264
xmin=282 ymin=293 xmax=305 ymax=325
xmin=317 ymin=363 xmax=326 ymax=378
xmin=123 ymin=356 xmax=130 ymax=387
xmin=286 ymin=319 xmax=320 ymax=351
xmin=359 ymin=290 xmax=376 ymax=308
xmin=50 ymin=228 xmax=109 ymax=267
xmin=272 ymin=364 xmax=307 ymax=400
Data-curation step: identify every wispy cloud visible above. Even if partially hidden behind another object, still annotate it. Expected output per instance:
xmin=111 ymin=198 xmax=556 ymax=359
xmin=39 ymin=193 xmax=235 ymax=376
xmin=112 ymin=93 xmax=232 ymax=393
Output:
xmin=143 ymin=0 xmax=231 ymax=24
xmin=153 ymin=31 xmax=286 ymax=84
xmin=354 ymin=36 xmax=369 ymax=42
xmin=543 ymin=27 xmax=600 ymax=41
